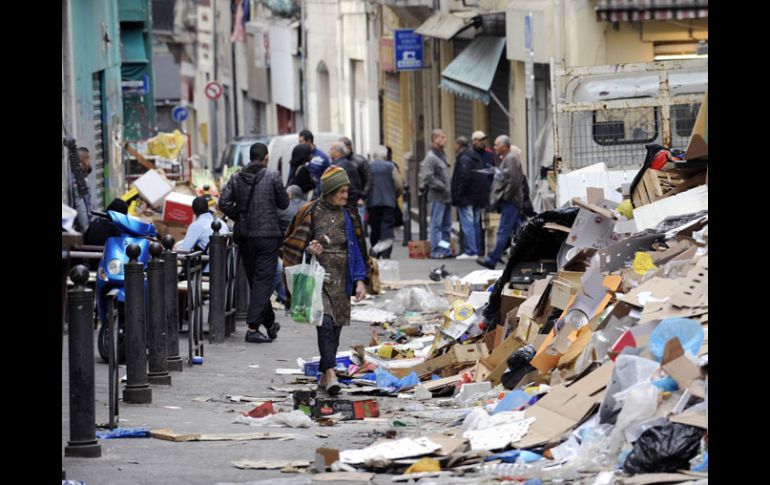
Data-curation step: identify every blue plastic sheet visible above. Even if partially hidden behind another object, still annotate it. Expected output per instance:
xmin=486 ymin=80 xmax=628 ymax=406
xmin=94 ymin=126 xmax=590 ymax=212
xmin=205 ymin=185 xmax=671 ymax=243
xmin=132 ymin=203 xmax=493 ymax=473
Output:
xmin=96 ymin=427 xmax=150 ymax=439
xmin=374 ymin=367 xmax=420 ymax=392
xmin=649 ymin=318 xmax=704 ymax=362
xmin=691 ymin=451 xmax=708 ymax=472
xmin=491 ymin=390 xmax=531 ymax=414
xmin=652 ymin=376 xmax=679 ymax=391
xmin=485 ymin=449 xmax=542 ymax=463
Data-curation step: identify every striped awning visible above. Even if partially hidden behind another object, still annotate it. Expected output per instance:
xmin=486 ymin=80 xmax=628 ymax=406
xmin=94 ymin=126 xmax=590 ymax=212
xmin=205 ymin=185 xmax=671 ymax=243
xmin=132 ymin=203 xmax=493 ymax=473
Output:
xmin=596 ymin=0 xmax=708 ymax=22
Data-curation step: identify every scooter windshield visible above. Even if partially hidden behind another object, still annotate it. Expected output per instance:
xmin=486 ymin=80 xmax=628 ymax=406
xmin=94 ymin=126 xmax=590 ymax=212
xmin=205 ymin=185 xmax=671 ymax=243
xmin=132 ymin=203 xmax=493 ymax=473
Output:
xmin=107 ymin=211 xmax=158 ymax=238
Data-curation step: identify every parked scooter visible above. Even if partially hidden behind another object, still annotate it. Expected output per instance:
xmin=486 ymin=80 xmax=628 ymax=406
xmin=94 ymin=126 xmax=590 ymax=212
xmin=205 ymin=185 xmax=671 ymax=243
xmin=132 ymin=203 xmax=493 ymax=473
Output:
xmin=94 ymin=210 xmax=158 ymax=363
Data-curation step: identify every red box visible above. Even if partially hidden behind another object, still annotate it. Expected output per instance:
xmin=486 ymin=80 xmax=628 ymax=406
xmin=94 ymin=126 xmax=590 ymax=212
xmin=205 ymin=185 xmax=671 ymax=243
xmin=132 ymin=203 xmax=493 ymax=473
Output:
xmin=408 ymin=240 xmax=430 ymax=259
xmin=163 ymin=192 xmax=196 ymax=225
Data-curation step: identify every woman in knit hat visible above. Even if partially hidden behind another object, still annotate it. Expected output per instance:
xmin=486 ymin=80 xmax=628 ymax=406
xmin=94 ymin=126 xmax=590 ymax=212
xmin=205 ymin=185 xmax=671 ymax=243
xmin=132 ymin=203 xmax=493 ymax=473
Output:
xmin=282 ymin=165 xmax=371 ymax=395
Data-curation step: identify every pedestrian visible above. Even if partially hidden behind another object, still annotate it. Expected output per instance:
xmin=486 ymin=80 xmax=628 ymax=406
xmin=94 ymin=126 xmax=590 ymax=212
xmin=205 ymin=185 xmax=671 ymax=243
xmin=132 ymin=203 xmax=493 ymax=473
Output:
xmin=299 ymin=129 xmax=331 ymax=198
xmin=477 ymin=135 xmax=525 ymax=269
xmin=219 ymin=142 xmax=289 ymax=344
xmin=419 ymin=129 xmax=453 ymax=259
xmin=451 ymin=136 xmax=486 ymax=259
xmin=339 ymin=136 xmax=372 ymax=223
xmin=470 ymin=131 xmax=495 ymax=252
xmin=69 ymin=146 xmax=93 ymax=233
xmin=367 ymin=145 xmax=403 ymax=258
xmin=82 ymin=198 xmax=128 ymax=270
xmin=282 ymin=166 xmax=370 ymax=396
xmin=177 ymin=196 xmax=229 ymax=254
xmin=287 ymin=144 xmax=316 ymax=196
xmin=274 ymin=185 xmax=306 ymax=308
xmin=328 ymin=141 xmax=366 ymax=211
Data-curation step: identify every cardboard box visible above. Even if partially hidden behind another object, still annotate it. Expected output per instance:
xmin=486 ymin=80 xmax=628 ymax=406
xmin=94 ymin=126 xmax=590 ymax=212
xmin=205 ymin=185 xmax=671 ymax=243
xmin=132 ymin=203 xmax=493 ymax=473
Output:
xmin=408 ymin=240 xmax=430 ymax=259
xmin=516 ymin=361 xmax=614 ymax=449
xmin=500 ymin=283 xmax=529 ymax=319
xmin=401 ymin=343 xmax=488 ymax=379
xmin=152 ymin=218 xmax=188 ymax=243
xmin=163 ymin=192 xmax=196 ymax=225
xmin=293 ymin=391 xmax=380 ymax=421
xmin=133 ymin=169 xmax=174 ymax=207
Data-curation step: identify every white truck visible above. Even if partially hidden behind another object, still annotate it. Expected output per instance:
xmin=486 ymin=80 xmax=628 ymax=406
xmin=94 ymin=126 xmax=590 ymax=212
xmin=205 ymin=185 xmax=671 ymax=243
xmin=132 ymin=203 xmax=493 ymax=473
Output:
xmin=546 ymin=58 xmax=707 ymax=207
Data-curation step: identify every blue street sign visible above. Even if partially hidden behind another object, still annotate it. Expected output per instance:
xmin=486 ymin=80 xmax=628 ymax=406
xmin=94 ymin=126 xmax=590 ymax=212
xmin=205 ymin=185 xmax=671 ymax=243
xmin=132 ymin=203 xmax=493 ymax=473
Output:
xmin=172 ymin=106 xmax=189 ymax=124
xmin=394 ymin=29 xmax=423 ymax=71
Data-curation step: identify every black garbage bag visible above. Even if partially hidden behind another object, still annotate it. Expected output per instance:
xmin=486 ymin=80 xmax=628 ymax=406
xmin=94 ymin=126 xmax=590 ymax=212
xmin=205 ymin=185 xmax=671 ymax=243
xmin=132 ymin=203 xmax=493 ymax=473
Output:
xmin=484 ymin=207 xmax=579 ymax=328
xmin=623 ymin=423 xmax=705 ymax=474
xmin=501 ymin=345 xmax=537 ymax=390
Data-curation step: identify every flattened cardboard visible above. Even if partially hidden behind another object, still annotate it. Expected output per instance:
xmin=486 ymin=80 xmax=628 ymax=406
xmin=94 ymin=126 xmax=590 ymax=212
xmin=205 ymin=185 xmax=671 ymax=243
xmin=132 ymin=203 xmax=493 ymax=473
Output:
xmin=566 ymin=208 xmax=619 ymax=250
xmin=501 ymin=283 xmax=529 ymax=321
xmin=669 ymin=411 xmax=707 ymax=430
xmin=516 ymin=362 xmax=614 ymax=449
xmin=586 ymin=187 xmax=604 ymax=205
xmin=661 ymin=338 xmax=701 ymax=389
xmin=426 ymin=435 xmax=466 ymax=456
xmin=619 ymin=473 xmax=702 ymax=485
xmin=618 ymin=277 xmax=680 ymax=308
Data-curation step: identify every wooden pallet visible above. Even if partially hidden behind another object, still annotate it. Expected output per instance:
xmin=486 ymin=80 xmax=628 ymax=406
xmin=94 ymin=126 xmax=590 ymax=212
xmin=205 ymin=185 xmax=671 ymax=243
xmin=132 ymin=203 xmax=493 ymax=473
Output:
xmin=632 ymin=168 xmax=706 ymax=208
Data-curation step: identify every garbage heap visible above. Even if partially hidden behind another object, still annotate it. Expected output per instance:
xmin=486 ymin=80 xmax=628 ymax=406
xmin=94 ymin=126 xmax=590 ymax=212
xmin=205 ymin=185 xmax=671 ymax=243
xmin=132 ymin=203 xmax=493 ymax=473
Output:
xmin=305 ymin=149 xmax=708 ymax=483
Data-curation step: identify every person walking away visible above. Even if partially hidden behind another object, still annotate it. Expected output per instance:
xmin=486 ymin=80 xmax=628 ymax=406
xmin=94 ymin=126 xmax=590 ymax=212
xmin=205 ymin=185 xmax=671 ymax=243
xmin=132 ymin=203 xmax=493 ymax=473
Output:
xmin=339 ymin=136 xmax=372 ymax=223
xmin=419 ymin=129 xmax=453 ymax=259
xmin=367 ymin=145 xmax=403 ymax=258
xmin=287 ymin=144 xmax=316 ymax=197
xmin=282 ymin=166 xmax=370 ymax=395
xmin=477 ymin=135 xmax=525 ymax=269
xmin=219 ymin=143 xmax=289 ymax=343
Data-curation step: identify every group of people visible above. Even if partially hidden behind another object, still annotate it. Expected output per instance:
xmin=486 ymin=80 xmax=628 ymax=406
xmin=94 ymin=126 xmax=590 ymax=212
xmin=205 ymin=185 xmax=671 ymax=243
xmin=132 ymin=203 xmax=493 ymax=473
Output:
xmin=218 ymin=130 xmax=407 ymax=396
xmin=419 ymin=128 xmax=530 ymax=269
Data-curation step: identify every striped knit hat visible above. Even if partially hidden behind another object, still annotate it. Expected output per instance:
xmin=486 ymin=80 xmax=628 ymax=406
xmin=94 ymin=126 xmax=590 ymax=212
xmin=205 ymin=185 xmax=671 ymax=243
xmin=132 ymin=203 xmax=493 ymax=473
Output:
xmin=320 ymin=165 xmax=350 ymax=196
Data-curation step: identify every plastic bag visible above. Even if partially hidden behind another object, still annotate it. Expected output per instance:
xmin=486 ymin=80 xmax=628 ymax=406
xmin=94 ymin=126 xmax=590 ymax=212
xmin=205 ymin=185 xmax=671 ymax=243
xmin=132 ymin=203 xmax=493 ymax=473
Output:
xmin=284 ymin=254 xmax=326 ymax=326
xmin=492 ymin=390 xmax=532 ymax=414
xmin=374 ymin=367 xmax=420 ymax=392
xmin=608 ymin=383 xmax=661 ymax=452
xmin=599 ymin=354 xmax=659 ymax=424
xmin=623 ymin=423 xmax=705 ymax=474
xmin=394 ymin=287 xmax=448 ymax=313
xmin=95 ymin=427 xmax=150 ymax=439
xmin=648 ymin=318 xmax=704 ymax=362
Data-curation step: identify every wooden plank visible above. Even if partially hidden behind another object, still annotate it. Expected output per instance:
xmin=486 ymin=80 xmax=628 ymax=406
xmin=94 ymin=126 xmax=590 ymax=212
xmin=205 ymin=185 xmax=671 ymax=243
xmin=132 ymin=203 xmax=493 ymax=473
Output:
xmin=659 ymin=172 xmax=707 ymax=200
xmin=422 ymin=373 xmax=464 ymax=391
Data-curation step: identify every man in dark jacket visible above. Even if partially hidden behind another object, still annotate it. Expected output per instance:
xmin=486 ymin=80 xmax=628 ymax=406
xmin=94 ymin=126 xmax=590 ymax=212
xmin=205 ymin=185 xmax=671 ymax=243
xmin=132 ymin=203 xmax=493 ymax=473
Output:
xmin=219 ymin=143 xmax=289 ymax=344
xmin=339 ymin=136 xmax=372 ymax=222
xmin=451 ymin=136 xmax=486 ymax=258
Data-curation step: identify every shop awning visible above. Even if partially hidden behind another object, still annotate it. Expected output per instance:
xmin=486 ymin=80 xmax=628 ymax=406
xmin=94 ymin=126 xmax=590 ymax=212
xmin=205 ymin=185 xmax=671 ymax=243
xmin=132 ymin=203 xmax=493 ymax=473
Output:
xmin=595 ymin=0 xmax=708 ymax=22
xmin=439 ymin=36 xmax=505 ymax=105
xmin=415 ymin=11 xmax=478 ymax=40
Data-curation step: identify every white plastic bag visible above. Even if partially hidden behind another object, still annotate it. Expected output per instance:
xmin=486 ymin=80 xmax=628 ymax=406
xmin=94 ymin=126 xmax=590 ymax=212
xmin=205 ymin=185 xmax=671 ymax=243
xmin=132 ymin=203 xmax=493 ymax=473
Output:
xmin=284 ymin=253 xmax=326 ymax=326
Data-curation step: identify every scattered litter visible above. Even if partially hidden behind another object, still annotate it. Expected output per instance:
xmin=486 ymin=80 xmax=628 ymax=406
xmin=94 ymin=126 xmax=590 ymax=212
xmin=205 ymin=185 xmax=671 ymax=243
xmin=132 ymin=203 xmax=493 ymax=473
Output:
xmin=312 ymin=472 xmax=375 ymax=482
xmin=232 ymin=459 xmax=311 ymax=470
xmin=163 ymin=406 xmax=182 ymax=410
xmin=340 ymin=437 xmax=442 ymax=464
xmin=95 ymin=427 xmax=150 ymax=439
xmin=234 ymin=410 xmax=313 ymax=429
xmin=150 ymin=429 xmax=296 ymax=442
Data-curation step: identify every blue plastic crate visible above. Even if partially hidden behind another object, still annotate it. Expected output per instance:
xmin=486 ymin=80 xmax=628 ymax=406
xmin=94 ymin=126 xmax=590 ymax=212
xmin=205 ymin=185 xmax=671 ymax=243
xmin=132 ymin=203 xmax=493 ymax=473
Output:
xmin=304 ymin=356 xmax=353 ymax=377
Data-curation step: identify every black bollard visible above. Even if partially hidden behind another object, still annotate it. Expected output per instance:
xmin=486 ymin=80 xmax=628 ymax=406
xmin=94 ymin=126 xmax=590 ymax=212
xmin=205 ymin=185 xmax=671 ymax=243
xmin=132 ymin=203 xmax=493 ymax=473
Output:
xmin=65 ymin=265 xmax=101 ymax=458
xmin=122 ymin=244 xmax=152 ymax=404
xmin=147 ymin=243 xmax=172 ymax=385
xmin=402 ymin=184 xmax=412 ymax=246
xmin=161 ymin=235 xmax=183 ymax=372
xmin=418 ymin=188 xmax=428 ymax=241
xmin=208 ymin=220 xmax=225 ymax=344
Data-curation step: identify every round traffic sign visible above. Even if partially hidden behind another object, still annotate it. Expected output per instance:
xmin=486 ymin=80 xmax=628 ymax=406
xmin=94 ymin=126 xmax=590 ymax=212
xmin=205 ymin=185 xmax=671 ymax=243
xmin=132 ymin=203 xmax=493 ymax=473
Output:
xmin=172 ymin=106 xmax=189 ymax=123
xmin=205 ymin=81 xmax=224 ymax=101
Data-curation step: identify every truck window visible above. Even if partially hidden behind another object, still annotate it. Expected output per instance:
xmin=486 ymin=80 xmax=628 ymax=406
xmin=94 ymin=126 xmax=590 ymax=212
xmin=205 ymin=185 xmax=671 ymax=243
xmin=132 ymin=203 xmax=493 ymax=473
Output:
xmin=672 ymin=103 xmax=701 ymax=138
xmin=592 ymin=107 xmax=658 ymax=146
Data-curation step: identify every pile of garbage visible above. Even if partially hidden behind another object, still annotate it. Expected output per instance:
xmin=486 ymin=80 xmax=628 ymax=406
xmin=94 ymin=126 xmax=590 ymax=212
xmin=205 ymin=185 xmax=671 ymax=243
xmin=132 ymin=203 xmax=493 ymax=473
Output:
xmin=293 ymin=143 xmax=708 ymax=483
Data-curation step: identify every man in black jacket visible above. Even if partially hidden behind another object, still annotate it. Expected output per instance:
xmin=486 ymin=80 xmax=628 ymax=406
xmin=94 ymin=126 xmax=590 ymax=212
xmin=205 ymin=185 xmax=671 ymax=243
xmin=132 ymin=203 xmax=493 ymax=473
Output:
xmin=219 ymin=143 xmax=289 ymax=344
xmin=339 ymin=136 xmax=372 ymax=222
xmin=451 ymin=136 xmax=487 ymax=258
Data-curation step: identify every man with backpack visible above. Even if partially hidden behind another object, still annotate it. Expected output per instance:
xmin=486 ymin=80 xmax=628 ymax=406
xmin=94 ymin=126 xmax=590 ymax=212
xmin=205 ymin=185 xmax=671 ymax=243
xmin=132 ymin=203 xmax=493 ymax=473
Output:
xmin=219 ymin=143 xmax=289 ymax=344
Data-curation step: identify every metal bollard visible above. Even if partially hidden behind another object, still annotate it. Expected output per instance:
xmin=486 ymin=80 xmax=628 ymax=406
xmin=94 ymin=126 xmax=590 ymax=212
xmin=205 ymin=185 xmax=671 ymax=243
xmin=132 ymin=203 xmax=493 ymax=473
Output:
xmin=122 ymin=244 xmax=152 ymax=404
xmin=147 ymin=243 xmax=172 ymax=386
xmin=162 ymin=235 xmax=183 ymax=372
xmin=234 ymin=252 xmax=249 ymax=321
xmin=418 ymin=188 xmax=428 ymax=241
xmin=65 ymin=265 xmax=102 ymax=458
xmin=402 ymin=184 xmax=411 ymax=246
xmin=208 ymin=220 xmax=226 ymax=344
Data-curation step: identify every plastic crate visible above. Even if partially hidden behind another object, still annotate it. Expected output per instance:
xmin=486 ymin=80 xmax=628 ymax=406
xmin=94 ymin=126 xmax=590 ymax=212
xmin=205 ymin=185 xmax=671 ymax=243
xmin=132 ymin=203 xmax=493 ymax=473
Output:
xmin=304 ymin=356 xmax=353 ymax=377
